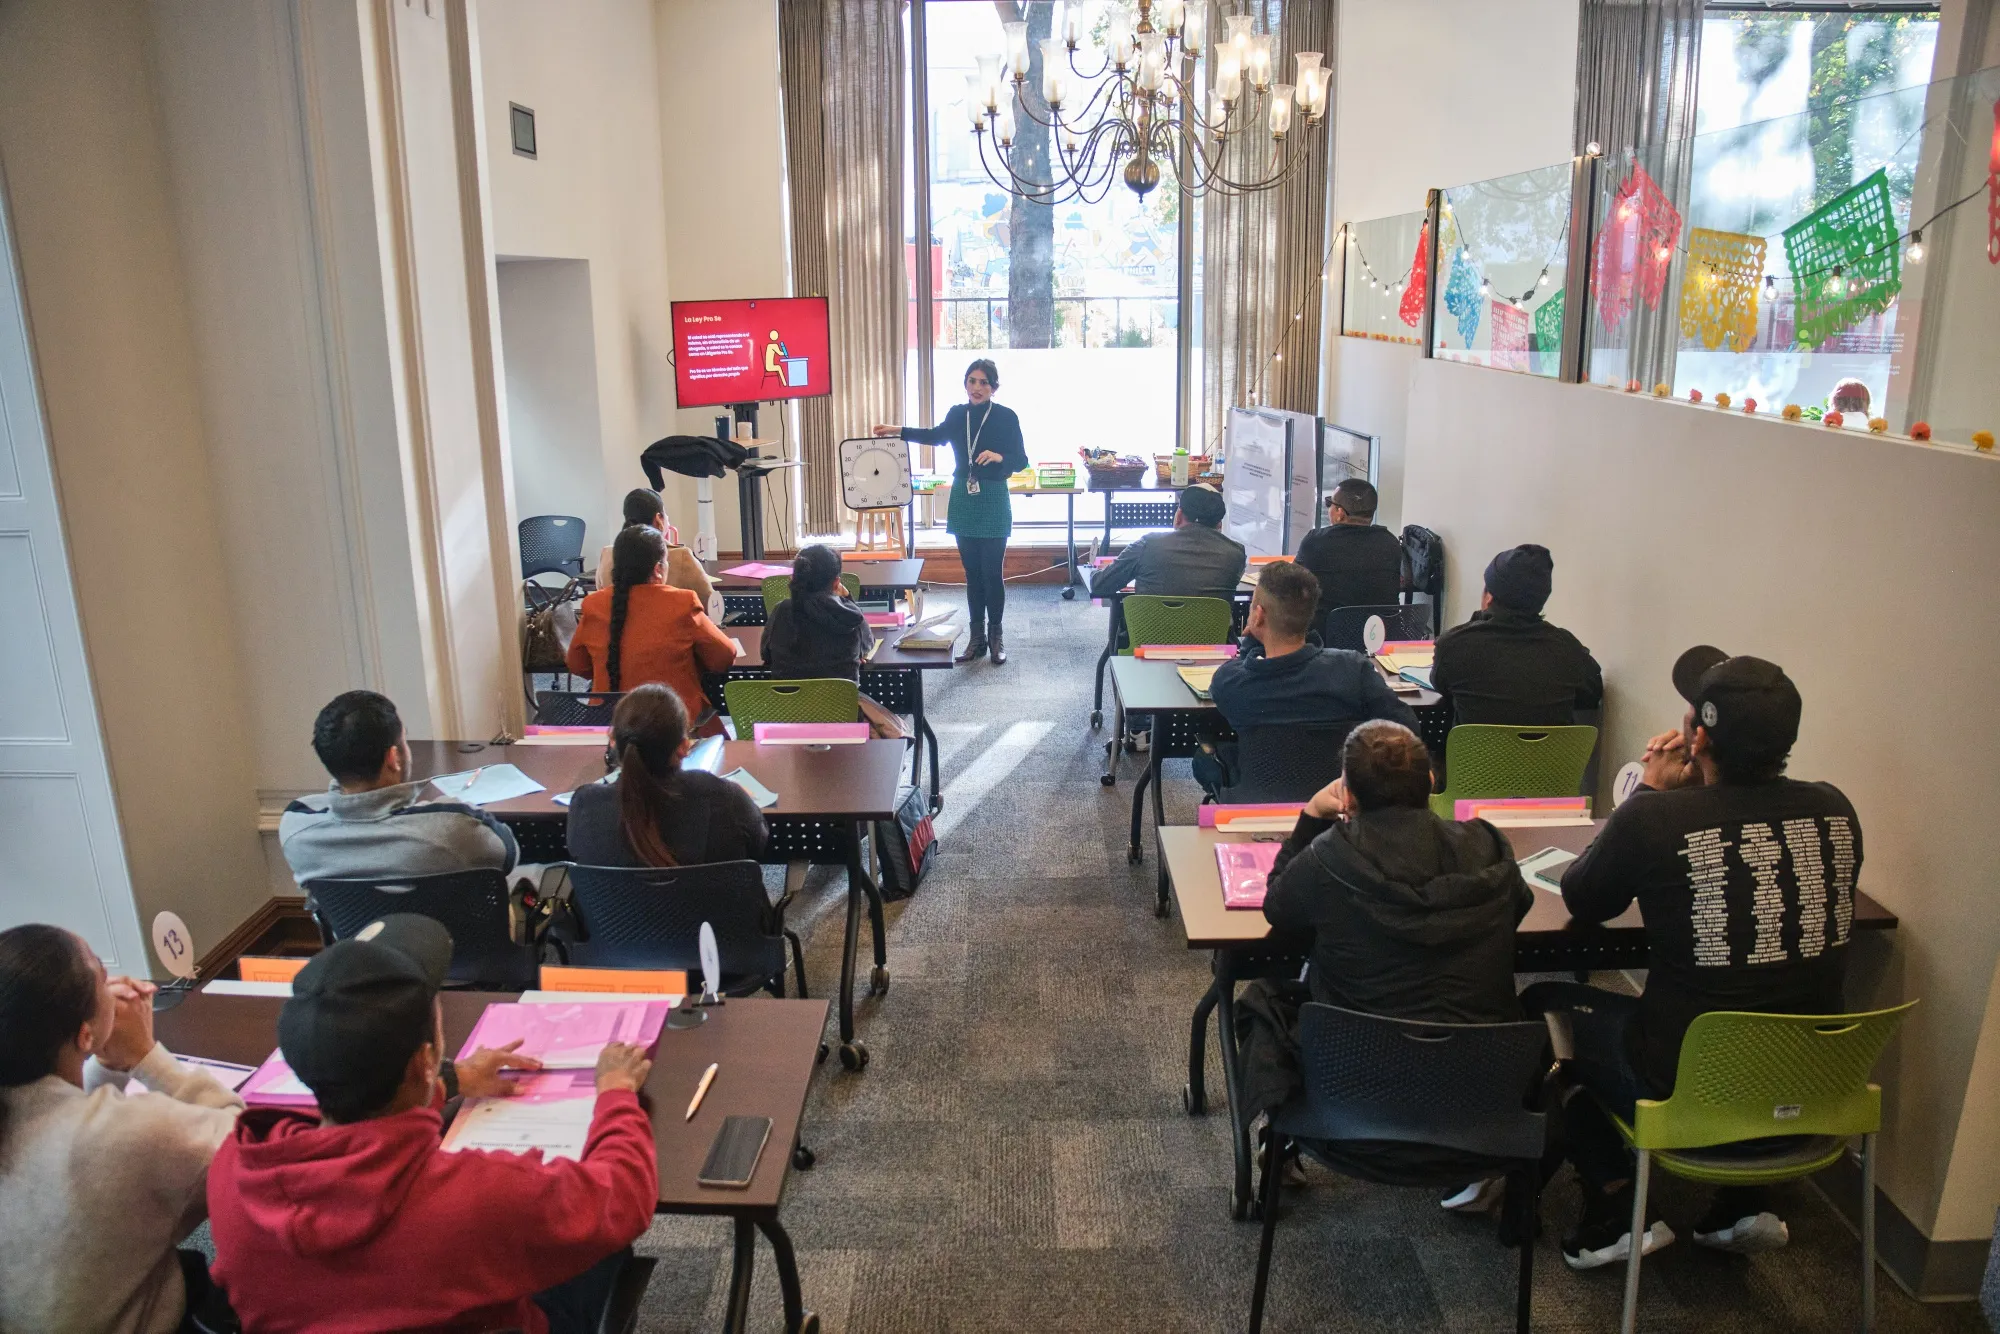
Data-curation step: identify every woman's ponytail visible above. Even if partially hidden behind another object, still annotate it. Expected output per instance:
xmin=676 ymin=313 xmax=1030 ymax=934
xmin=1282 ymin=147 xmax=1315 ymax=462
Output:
xmin=606 ymin=526 xmax=667 ymax=693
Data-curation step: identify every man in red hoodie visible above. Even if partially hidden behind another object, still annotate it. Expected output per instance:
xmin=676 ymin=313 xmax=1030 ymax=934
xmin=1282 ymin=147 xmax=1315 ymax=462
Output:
xmin=207 ymin=915 xmax=658 ymax=1333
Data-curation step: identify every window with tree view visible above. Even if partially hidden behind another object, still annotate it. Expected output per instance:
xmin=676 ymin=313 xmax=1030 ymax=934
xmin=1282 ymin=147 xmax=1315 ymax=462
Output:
xmin=912 ymin=1 xmax=1184 ymax=477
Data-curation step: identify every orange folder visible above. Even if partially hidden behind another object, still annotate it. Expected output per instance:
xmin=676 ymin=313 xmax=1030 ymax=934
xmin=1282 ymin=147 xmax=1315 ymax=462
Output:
xmin=236 ymin=956 xmax=308 ymax=983
xmin=538 ymin=965 xmax=689 ymax=994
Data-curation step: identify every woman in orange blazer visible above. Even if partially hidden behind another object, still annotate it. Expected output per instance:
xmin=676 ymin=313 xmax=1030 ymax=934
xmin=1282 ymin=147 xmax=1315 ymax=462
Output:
xmin=567 ymin=525 xmax=738 ymax=731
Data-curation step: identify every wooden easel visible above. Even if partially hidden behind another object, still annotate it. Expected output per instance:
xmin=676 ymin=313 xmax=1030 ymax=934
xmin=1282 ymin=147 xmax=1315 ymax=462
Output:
xmin=853 ymin=507 xmax=905 ymax=555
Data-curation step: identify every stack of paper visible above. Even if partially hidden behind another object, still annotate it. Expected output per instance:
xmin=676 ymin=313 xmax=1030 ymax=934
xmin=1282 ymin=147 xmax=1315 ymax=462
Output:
xmin=1134 ymin=644 xmax=1237 ymax=661
xmin=863 ymin=609 xmax=908 ymax=628
xmin=897 ymin=619 xmax=960 ymax=651
xmin=1373 ymin=641 xmax=1435 ymax=676
xmin=1217 ymin=841 xmax=1281 ymax=909
xmin=1454 ymin=796 xmax=1592 ymax=826
xmin=533 ymin=965 xmax=687 ymax=999
xmin=519 ymin=725 xmax=610 ymax=747
xmin=719 ymin=561 xmax=792 ymax=579
xmin=1175 ymin=665 xmax=1218 ymax=699
xmin=752 ymin=722 xmax=869 ymax=745
xmin=1200 ymin=803 xmax=1305 ymax=833
xmin=241 ymin=1051 xmax=319 ymax=1109
xmin=457 ymin=1000 xmax=671 ymax=1069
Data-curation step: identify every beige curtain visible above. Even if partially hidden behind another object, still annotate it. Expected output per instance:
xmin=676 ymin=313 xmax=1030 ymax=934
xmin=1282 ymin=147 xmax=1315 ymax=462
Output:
xmin=779 ymin=0 xmax=907 ymax=534
xmin=1201 ymin=0 xmax=1337 ymax=448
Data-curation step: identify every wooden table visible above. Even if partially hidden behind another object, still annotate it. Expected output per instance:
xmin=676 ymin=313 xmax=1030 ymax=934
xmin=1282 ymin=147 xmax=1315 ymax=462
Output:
xmin=707 ymin=558 xmax=926 ymax=626
xmin=155 ymin=991 xmax=829 ymax=1334
xmin=407 ymin=740 xmax=904 ymax=1069
xmin=1108 ymin=656 xmax=1444 ymax=908
xmin=1158 ymin=818 xmax=1901 ymax=1219
xmin=724 ymin=626 xmax=956 ymax=811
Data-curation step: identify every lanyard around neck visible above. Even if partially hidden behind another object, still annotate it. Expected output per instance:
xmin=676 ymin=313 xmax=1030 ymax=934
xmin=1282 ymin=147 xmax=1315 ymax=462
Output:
xmin=967 ymin=402 xmax=991 ymax=457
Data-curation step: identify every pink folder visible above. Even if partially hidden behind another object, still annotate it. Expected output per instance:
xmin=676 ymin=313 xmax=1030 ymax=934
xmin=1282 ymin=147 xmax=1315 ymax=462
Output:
xmin=457 ymin=1001 xmax=670 ymax=1069
xmin=1452 ymin=796 xmax=1591 ymax=821
xmin=1198 ymin=803 xmax=1304 ymax=829
xmin=864 ymin=610 xmax=909 ymax=628
xmin=1217 ymin=841 xmax=1282 ymax=910
xmin=751 ymin=722 xmax=870 ymax=744
xmin=240 ymin=1049 xmax=319 ymax=1109
xmin=719 ymin=562 xmax=794 ymax=579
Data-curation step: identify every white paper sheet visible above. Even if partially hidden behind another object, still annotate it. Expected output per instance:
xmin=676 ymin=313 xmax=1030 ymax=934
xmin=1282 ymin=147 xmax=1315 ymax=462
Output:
xmin=1517 ymin=846 xmax=1580 ymax=894
xmin=427 ymin=763 xmax=546 ymax=807
xmin=441 ymin=1096 xmax=595 ymax=1162
xmin=721 ymin=768 xmax=779 ymax=808
xmin=518 ymin=991 xmax=685 ymax=1004
xmin=203 ymin=979 xmax=294 ymax=997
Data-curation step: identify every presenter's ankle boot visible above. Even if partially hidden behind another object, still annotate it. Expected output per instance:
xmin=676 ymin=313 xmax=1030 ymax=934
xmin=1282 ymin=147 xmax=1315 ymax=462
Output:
xmin=956 ymin=635 xmax=988 ymax=664
xmin=989 ymin=631 xmax=1007 ymax=665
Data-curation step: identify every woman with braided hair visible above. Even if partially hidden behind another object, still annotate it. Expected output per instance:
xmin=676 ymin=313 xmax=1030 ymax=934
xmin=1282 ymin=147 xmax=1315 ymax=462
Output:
xmin=567 ymin=524 xmax=737 ymax=733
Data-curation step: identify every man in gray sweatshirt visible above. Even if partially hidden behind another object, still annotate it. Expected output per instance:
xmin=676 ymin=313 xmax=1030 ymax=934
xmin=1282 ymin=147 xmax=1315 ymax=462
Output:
xmin=280 ymin=690 xmax=518 ymax=886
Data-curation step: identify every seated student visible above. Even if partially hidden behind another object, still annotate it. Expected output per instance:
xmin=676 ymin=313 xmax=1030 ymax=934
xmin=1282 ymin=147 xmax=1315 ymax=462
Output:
xmin=567 ymin=524 xmax=738 ymax=731
xmin=1292 ymin=478 xmax=1404 ymax=625
xmin=567 ymin=684 xmax=768 ymax=866
xmin=1086 ymin=482 xmax=1247 ymax=602
xmin=1196 ymin=561 xmax=1417 ymax=796
xmin=208 ymin=915 xmax=657 ymax=1334
xmin=280 ymin=690 xmax=518 ymax=885
xmin=1535 ymin=647 xmax=1859 ymax=1270
xmin=763 ymin=543 xmax=870 ymax=682
xmin=0 ymin=925 xmax=245 ymax=1334
xmin=595 ymin=486 xmax=717 ymax=615
xmin=1431 ymin=544 xmax=1604 ymax=726
xmin=1232 ymin=722 xmax=1536 ymax=1181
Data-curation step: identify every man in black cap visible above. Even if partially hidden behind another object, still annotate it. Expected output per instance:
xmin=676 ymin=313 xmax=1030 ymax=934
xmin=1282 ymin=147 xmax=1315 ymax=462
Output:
xmin=1431 ymin=544 xmax=1603 ymax=726
xmin=1526 ymin=649 xmax=1861 ymax=1271
xmin=1088 ymin=482 xmax=1247 ymax=602
xmin=1293 ymin=478 xmax=1405 ymax=625
xmin=208 ymin=915 xmax=658 ymax=1334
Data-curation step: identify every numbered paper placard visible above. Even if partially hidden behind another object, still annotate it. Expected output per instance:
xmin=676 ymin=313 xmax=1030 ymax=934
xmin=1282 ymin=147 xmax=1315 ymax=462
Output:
xmin=151 ymin=911 xmax=196 ymax=979
xmin=1362 ymin=615 xmax=1387 ymax=655
xmin=1613 ymin=761 xmax=1646 ymax=808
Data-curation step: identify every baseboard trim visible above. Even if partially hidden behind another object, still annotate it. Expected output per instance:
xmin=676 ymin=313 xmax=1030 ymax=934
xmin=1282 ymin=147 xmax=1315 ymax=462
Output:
xmin=1812 ymin=1150 xmax=1991 ymax=1302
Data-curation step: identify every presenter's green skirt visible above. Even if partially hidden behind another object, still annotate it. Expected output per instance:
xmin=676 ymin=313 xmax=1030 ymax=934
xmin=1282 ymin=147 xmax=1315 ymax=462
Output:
xmin=946 ymin=475 xmax=1013 ymax=540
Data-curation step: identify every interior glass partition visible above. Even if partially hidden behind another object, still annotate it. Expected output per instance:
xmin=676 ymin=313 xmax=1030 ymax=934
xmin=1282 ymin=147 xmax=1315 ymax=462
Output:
xmin=1429 ymin=163 xmax=1573 ymax=377
xmin=1339 ymin=209 xmax=1425 ymax=346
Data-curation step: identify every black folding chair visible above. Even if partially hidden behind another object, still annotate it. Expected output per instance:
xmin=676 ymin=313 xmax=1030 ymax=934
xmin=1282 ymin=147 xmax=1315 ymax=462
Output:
xmin=534 ymin=689 xmax=624 ymax=726
xmin=303 ymin=869 xmax=541 ymax=990
xmin=558 ymin=861 xmax=806 ymax=999
xmin=1206 ymin=722 xmax=1355 ymax=804
xmin=1250 ymin=1003 xmax=1550 ymax=1334
xmin=519 ymin=514 xmax=587 ymax=580
xmin=1319 ymin=602 xmax=1435 ymax=652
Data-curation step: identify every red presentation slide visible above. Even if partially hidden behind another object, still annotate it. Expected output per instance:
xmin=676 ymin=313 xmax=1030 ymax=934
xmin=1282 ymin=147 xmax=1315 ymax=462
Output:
xmin=671 ymin=297 xmax=832 ymax=409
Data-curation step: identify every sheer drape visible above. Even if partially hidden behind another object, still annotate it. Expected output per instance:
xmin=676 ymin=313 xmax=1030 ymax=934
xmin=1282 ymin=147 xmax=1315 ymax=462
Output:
xmin=779 ymin=0 xmax=907 ymax=534
xmin=1201 ymin=0 xmax=1337 ymax=448
xmin=1572 ymin=0 xmax=1703 ymax=389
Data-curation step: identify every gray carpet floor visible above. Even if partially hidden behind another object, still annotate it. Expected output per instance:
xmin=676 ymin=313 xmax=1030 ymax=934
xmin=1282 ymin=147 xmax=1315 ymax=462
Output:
xmin=631 ymin=584 xmax=1987 ymax=1333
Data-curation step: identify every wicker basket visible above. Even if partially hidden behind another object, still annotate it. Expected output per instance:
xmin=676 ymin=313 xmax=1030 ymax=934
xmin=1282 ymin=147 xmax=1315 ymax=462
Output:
xmin=1153 ymin=454 xmax=1213 ymax=484
xmin=1085 ymin=462 xmax=1149 ymax=489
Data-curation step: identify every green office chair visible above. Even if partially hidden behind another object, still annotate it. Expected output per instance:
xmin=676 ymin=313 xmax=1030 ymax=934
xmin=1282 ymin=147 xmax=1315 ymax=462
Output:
xmin=1428 ymin=724 xmax=1597 ymax=818
xmin=724 ymin=677 xmax=860 ymax=729
xmin=761 ymin=572 xmax=861 ymax=620
xmin=1118 ymin=594 xmax=1233 ymax=654
xmin=1610 ymin=1002 xmax=1917 ymax=1334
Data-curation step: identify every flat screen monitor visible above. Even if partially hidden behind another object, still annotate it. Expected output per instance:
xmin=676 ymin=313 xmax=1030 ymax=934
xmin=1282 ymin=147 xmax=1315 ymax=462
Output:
xmin=670 ymin=296 xmax=832 ymax=409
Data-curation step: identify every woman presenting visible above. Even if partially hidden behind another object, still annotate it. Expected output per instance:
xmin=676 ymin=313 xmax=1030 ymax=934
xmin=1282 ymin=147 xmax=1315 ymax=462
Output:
xmin=875 ymin=357 xmax=1027 ymax=664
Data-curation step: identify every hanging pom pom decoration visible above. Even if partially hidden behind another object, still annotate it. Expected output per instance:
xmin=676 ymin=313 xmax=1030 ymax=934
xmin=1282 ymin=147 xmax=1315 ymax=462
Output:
xmin=1533 ymin=288 xmax=1565 ymax=375
xmin=1977 ymin=431 xmax=1996 ymax=452
xmin=1868 ymin=418 xmax=1888 ymax=434
xmin=1824 ymin=412 xmax=1845 ymax=429
xmin=1911 ymin=421 xmax=1932 ymax=440
xmin=1689 ymin=389 xmax=1703 ymax=403
xmin=1593 ymin=162 xmax=1682 ymax=332
xmin=1489 ymin=300 xmax=1530 ymax=372
xmin=1398 ymin=223 xmax=1429 ymax=327
xmin=1743 ymin=397 xmax=1757 ymax=414
xmin=1715 ymin=392 xmax=1732 ymax=409
xmin=1783 ymin=404 xmax=1804 ymax=421
xmin=1783 ymin=169 xmax=1901 ymax=350
xmin=1443 ymin=249 xmax=1483 ymax=346
xmin=1988 ymin=97 xmax=1999 ymax=264
xmin=1679 ymin=229 xmax=1766 ymax=351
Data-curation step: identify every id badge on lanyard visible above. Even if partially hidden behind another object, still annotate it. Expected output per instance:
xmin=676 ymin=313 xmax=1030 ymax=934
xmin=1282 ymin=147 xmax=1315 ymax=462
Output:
xmin=965 ymin=405 xmax=989 ymax=495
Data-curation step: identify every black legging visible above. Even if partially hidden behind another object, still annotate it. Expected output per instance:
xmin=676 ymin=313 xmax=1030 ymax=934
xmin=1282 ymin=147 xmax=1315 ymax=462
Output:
xmin=957 ymin=535 xmax=1007 ymax=639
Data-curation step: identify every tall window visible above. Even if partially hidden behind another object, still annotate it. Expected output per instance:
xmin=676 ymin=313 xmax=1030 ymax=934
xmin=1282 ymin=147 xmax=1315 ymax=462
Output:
xmin=907 ymin=0 xmax=1188 ymax=483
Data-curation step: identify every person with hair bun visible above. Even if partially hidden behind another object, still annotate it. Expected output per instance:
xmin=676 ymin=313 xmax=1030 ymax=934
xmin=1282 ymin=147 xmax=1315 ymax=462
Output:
xmin=873 ymin=357 xmax=1029 ymax=665
xmin=0 ymin=924 xmax=244 ymax=1334
xmin=567 ymin=525 xmax=738 ymax=732
xmin=566 ymin=684 xmax=767 ymax=867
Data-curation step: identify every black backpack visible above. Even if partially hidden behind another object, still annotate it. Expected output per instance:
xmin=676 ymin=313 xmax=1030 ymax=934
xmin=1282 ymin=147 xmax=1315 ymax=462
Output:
xmin=873 ymin=784 xmax=937 ymax=901
xmin=1400 ymin=525 xmax=1445 ymax=603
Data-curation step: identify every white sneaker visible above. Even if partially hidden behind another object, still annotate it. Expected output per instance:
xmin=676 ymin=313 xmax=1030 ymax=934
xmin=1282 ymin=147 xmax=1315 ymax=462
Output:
xmin=1440 ymin=1178 xmax=1506 ymax=1213
xmin=1562 ymin=1220 xmax=1676 ymax=1271
xmin=1693 ymin=1211 xmax=1790 ymax=1254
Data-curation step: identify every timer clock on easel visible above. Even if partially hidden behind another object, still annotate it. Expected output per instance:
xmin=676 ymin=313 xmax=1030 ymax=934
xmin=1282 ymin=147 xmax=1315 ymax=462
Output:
xmin=838 ymin=436 xmax=913 ymax=554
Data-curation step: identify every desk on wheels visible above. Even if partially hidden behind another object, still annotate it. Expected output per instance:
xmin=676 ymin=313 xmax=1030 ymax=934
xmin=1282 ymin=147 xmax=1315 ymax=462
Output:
xmin=709 ymin=558 xmax=926 ymax=627
xmin=155 ymin=992 xmax=829 ymax=1334
xmin=406 ymin=740 xmax=903 ymax=1070
xmin=1159 ymin=820 xmax=1901 ymax=1219
xmin=1086 ymin=582 xmax=1253 ymax=731
xmin=722 ymin=626 xmax=955 ymax=812
xmin=1106 ymin=657 xmax=1443 ymax=908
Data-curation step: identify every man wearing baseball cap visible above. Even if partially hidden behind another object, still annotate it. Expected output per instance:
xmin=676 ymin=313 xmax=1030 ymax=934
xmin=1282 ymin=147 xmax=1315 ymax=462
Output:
xmin=206 ymin=916 xmax=658 ymax=1333
xmin=1431 ymin=544 xmax=1603 ymax=726
xmin=1087 ymin=482 xmax=1248 ymax=603
xmin=1527 ymin=648 xmax=1861 ymax=1271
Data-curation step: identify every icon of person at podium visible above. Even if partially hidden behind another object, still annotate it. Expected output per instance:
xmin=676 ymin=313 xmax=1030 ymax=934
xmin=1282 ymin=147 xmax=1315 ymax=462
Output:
xmin=762 ymin=330 xmax=809 ymax=393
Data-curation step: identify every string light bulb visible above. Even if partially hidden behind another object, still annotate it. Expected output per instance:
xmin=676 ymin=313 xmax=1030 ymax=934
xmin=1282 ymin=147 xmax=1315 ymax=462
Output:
xmin=1538 ymin=272 xmax=1550 ymax=287
xmin=1906 ymin=230 xmax=1925 ymax=263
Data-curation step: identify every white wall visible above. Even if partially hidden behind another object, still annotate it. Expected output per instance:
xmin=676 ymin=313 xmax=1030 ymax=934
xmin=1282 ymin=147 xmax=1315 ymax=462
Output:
xmin=1331 ymin=0 xmax=1581 ymax=226
xmin=479 ymin=0 xmax=687 ymax=548
xmin=1322 ymin=338 xmax=1418 ymax=528
xmin=497 ymin=259 xmax=608 ymax=540
xmin=1401 ymin=358 xmax=2000 ymax=1241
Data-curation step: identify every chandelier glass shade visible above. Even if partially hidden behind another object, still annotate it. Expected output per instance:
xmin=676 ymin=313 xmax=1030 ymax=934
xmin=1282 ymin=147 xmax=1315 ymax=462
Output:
xmin=970 ymin=1 xmax=1328 ymax=203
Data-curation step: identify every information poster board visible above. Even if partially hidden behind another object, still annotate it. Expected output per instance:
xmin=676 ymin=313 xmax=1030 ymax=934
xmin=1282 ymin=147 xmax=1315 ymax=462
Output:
xmin=1221 ymin=408 xmax=1290 ymax=559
